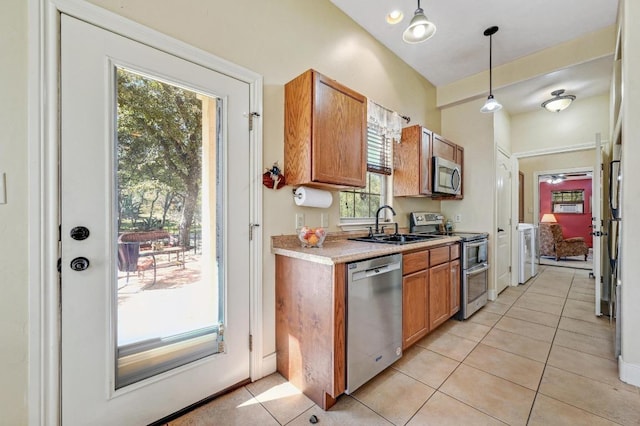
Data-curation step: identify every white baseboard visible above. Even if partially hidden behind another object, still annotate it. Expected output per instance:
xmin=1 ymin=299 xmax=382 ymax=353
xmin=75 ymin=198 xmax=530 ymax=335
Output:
xmin=618 ymin=356 xmax=640 ymax=387
xmin=488 ymin=289 xmax=497 ymax=301
xmin=260 ymin=353 xmax=277 ymax=378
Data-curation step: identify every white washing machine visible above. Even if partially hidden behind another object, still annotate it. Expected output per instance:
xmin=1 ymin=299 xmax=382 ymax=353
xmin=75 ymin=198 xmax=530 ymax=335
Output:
xmin=518 ymin=223 xmax=537 ymax=283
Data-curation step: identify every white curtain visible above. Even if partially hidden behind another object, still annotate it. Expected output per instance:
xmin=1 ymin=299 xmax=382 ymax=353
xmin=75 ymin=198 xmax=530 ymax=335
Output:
xmin=367 ymin=99 xmax=403 ymax=143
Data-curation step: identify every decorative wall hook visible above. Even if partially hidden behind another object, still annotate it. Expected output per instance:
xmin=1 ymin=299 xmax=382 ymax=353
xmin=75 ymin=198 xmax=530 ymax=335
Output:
xmin=262 ymin=161 xmax=286 ymax=189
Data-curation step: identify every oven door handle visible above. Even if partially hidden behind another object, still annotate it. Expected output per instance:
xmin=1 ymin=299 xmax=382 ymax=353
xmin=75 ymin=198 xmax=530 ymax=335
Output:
xmin=465 ymin=241 xmax=486 ymax=249
xmin=466 ymin=263 xmax=489 ymax=276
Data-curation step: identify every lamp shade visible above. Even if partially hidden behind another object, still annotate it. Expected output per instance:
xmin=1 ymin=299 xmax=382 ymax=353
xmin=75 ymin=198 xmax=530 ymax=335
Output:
xmin=480 ymin=95 xmax=502 ymax=113
xmin=402 ymin=6 xmax=436 ymax=43
xmin=540 ymin=213 xmax=558 ymax=223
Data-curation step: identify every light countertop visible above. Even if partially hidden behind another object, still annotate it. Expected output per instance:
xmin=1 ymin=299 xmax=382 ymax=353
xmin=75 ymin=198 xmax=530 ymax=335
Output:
xmin=271 ymin=234 xmax=460 ymax=265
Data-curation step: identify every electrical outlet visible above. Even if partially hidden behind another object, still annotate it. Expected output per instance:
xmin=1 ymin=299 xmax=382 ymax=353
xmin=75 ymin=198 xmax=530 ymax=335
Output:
xmin=320 ymin=213 xmax=329 ymax=228
xmin=454 ymin=214 xmax=462 ymax=223
xmin=295 ymin=213 xmax=305 ymax=229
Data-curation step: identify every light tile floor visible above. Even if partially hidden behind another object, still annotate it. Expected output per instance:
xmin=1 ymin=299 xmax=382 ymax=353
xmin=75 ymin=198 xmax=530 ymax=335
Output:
xmin=167 ymin=266 xmax=640 ymax=425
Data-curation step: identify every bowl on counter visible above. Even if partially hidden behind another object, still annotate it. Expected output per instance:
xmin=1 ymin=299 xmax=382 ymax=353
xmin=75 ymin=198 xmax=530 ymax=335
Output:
xmin=298 ymin=226 xmax=327 ymax=248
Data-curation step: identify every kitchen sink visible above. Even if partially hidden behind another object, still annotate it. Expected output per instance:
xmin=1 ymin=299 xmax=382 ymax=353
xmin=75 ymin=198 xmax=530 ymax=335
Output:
xmin=349 ymin=233 xmax=444 ymax=245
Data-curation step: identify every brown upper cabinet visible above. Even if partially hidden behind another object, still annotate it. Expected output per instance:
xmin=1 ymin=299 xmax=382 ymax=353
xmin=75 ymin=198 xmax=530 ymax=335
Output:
xmin=284 ymin=69 xmax=367 ymax=189
xmin=393 ymin=125 xmax=432 ymax=196
xmin=393 ymin=125 xmax=464 ymax=199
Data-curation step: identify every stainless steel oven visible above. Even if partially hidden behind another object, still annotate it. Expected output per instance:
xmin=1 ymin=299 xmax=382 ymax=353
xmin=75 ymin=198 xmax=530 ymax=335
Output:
xmin=409 ymin=212 xmax=489 ymax=320
xmin=462 ymin=237 xmax=488 ymax=269
xmin=457 ymin=234 xmax=489 ymax=319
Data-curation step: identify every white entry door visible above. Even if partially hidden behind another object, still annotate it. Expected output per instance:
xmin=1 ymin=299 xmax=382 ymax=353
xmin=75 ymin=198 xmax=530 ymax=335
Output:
xmin=61 ymin=15 xmax=251 ymax=425
xmin=496 ymin=150 xmax=512 ymax=294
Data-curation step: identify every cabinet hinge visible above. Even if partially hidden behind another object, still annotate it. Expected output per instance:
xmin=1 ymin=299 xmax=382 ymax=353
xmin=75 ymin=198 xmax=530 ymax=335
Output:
xmin=508 ymin=266 xmax=512 ymax=273
xmin=249 ymin=334 xmax=253 ymax=352
xmin=248 ymin=112 xmax=261 ymax=131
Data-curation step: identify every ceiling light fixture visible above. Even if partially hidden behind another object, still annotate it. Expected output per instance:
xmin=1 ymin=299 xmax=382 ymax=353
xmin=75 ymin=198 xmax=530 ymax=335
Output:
xmin=386 ymin=10 xmax=404 ymax=25
xmin=546 ymin=174 xmax=567 ymax=184
xmin=480 ymin=26 xmax=502 ymax=113
xmin=541 ymin=89 xmax=576 ymax=112
xmin=402 ymin=0 xmax=436 ymax=44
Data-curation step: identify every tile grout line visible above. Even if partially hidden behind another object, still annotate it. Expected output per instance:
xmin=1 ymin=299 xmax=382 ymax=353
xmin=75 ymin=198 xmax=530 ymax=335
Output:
xmin=421 ymin=278 xmax=531 ymax=425
xmin=525 ymin=266 xmax=575 ymax=425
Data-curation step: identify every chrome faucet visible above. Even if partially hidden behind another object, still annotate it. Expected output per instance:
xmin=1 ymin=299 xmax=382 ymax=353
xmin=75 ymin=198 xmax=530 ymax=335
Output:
xmin=375 ymin=205 xmax=396 ymax=234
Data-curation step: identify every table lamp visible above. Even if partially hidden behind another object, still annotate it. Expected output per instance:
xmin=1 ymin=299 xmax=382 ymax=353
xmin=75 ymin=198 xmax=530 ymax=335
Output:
xmin=540 ymin=213 xmax=557 ymax=223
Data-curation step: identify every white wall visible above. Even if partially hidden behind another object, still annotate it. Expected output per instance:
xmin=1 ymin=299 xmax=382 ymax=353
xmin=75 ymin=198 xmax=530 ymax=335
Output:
xmin=511 ymin=94 xmax=610 ymax=153
xmin=494 ymin=108 xmax=512 ymax=154
xmin=0 ymin=0 xmax=28 ymax=424
xmin=440 ymin=99 xmax=496 ymax=293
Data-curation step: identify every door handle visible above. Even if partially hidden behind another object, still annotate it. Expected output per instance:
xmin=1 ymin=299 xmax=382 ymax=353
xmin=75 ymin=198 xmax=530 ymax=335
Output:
xmin=70 ymin=257 xmax=90 ymax=271
xmin=497 ymin=228 xmax=504 ymax=232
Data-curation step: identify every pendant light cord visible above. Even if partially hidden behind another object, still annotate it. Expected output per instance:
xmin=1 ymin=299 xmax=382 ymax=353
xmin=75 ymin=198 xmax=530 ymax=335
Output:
xmin=489 ymin=33 xmax=493 ymax=95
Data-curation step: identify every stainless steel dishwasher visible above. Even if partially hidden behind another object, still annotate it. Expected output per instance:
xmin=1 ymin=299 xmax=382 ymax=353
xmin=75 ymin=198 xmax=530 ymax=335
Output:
xmin=345 ymin=253 xmax=403 ymax=394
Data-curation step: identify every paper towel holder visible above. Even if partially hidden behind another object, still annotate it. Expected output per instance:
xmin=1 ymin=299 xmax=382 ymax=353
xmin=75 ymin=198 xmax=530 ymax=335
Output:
xmin=292 ymin=186 xmax=334 ymax=208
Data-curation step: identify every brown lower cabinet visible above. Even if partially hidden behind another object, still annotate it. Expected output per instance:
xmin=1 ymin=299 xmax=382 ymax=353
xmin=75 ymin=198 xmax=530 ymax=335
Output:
xmin=402 ymin=269 xmax=429 ymax=349
xmin=275 ymin=241 xmax=461 ymax=410
xmin=275 ymin=255 xmax=345 ymax=410
xmin=402 ymin=243 xmax=461 ymax=349
xmin=450 ymin=258 xmax=461 ymax=315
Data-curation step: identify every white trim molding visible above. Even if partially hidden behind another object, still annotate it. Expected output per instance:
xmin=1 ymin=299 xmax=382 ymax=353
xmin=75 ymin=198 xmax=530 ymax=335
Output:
xmin=29 ymin=0 xmax=264 ymax=423
xmin=514 ymin=140 xmax=606 ymax=159
xmin=262 ymin=353 xmax=277 ymax=377
xmin=619 ymin=356 xmax=640 ymax=388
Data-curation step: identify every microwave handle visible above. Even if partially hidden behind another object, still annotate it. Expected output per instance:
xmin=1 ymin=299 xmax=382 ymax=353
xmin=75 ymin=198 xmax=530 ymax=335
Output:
xmin=465 ymin=241 xmax=486 ymax=249
xmin=451 ymin=167 xmax=461 ymax=193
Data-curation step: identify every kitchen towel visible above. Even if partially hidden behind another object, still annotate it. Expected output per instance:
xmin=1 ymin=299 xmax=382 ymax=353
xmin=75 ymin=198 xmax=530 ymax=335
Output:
xmin=293 ymin=186 xmax=333 ymax=208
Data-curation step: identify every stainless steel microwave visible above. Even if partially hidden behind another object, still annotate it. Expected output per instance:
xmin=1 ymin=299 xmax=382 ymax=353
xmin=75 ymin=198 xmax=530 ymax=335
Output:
xmin=433 ymin=156 xmax=461 ymax=195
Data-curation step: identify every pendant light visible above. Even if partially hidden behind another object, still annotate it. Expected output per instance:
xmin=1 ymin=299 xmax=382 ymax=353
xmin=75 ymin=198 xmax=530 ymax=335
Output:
xmin=402 ymin=0 xmax=436 ymax=44
xmin=480 ymin=26 xmax=502 ymax=113
xmin=541 ymin=89 xmax=576 ymax=112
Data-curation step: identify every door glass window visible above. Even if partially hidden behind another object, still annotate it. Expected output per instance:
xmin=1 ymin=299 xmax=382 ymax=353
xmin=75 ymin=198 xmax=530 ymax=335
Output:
xmin=115 ymin=67 xmax=223 ymax=388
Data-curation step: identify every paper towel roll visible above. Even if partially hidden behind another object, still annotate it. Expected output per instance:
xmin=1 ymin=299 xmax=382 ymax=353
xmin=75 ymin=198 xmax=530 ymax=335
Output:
xmin=293 ymin=186 xmax=333 ymax=208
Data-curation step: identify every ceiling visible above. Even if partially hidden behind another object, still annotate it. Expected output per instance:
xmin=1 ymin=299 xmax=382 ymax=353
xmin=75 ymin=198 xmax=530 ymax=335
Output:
xmin=330 ymin=0 xmax=619 ymax=114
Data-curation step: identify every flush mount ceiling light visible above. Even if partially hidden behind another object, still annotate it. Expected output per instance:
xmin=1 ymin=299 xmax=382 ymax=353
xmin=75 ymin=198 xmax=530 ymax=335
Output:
xmin=480 ymin=26 xmax=502 ymax=113
xmin=541 ymin=89 xmax=576 ymax=112
xmin=546 ymin=174 xmax=567 ymax=184
xmin=402 ymin=0 xmax=436 ymax=44
xmin=386 ymin=10 xmax=404 ymax=25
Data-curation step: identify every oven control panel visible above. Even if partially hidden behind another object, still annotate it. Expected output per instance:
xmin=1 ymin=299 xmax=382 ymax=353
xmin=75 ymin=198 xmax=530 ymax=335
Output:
xmin=409 ymin=212 xmax=443 ymax=230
